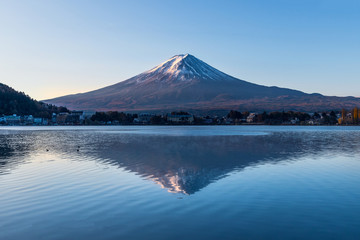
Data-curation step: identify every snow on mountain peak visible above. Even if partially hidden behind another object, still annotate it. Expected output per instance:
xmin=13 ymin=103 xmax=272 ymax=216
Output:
xmin=143 ymin=54 xmax=230 ymax=82
xmin=147 ymin=54 xmax=191 ymax=75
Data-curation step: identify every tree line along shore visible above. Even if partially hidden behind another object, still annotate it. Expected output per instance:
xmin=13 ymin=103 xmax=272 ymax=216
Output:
xmin=1 ymin=108 xmax=360 ymax=126
xmin=1 ymin=82 xmax=359 ymax=126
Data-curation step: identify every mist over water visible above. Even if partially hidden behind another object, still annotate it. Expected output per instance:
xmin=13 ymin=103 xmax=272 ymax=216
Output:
xmin=0 ymin=126 xmax=360 ymax=239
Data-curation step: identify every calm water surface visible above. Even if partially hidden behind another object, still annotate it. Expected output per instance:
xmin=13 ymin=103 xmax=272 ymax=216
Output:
xmin=0 ymin=126 xmax=359 ymax=239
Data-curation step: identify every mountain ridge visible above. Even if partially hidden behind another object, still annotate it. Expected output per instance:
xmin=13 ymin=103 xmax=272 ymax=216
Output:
xmin=0 ymin=83 xmax=68 ymax=117
xmin=43 ymin=54 xmax=360 ymax=113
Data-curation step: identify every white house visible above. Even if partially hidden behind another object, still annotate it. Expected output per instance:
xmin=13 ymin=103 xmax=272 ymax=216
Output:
xmin=246 ymin=113 xmax=256 ymax=123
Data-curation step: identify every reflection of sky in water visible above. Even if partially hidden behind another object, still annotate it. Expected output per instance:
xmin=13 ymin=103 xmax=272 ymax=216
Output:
xmin=0 ymin=126 xmax=360 ymax=239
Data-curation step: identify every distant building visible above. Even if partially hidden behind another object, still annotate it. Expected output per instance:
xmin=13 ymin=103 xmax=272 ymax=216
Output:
xmin=246 ymin=113 xmax=256 ymax=123
xmin=82 ymin=111 xmax=96 ymax=119
xmin=224 ymin=118 xmax=233 ymax=125
xmin=136 ymin=113 xmax=154 ymax=124
xmin=71 ymin=111 xmax=85 ymax=122
xmin=65 ymin=111 xmax=84 ymax=125
xmin=167 ymin=114 xmax=194 ymax=124
xmin=4 ymin=114 xmax=21 ymax=125
xmin=23 ymin=115 xmax=34 ymax=125
xmin=290 ymin=118 xmax=299 ymax=125
xmin=56 ymin=112 xmax=69 ymax=124
xmin=0 ymin=116 xmax=6 ymax=124
xmin=339 ymin=112 xmax=353 ymax=125
xmin=51 ymin=113 xmax=57 ymax=123
xmin=65 ymin=113 xmax=81 ymax=124
xmin=33 ymin=118 xmax=43 ymax=125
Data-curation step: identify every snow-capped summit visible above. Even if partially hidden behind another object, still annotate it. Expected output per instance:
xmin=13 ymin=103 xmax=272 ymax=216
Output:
xmin=138 ymin=54 xmax=230 ymax=83
xmin=44 ymin=54 xmax=360 ymax=113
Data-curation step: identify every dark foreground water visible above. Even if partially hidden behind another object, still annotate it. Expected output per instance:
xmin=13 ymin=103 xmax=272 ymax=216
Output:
xmin=0 ymin=126 xmax=359 ymax=240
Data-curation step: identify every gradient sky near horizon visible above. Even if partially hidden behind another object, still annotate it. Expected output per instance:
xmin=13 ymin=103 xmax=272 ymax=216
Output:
xmin=0 ymin=0 xmax=359 ymax=100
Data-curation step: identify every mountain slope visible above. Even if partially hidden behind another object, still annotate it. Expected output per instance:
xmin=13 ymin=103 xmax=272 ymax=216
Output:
xmin=0 ymin=83 xmax=68 ymax=117
xmin=44 ymin=54 xmax=360 ymax=113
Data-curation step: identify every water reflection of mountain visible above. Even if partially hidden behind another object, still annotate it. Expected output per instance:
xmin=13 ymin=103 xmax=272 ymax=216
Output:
xmin=87 ymin=130 xmax=360 ymax=194
xmin=1 ymin=128 xmax=360 ymax=194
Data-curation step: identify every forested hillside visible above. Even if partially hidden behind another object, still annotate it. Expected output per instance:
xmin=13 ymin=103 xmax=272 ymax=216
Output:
xmin=0 ymin=83 xmax=68 ymax=117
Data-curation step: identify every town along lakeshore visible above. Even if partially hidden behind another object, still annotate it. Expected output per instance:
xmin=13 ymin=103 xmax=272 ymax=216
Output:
xmin=1 ymin=108 xmax=360 ymax=126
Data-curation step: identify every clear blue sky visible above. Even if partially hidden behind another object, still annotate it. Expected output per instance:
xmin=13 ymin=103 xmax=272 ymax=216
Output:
xmin=0 ymin=0 xmax=359 ymax=100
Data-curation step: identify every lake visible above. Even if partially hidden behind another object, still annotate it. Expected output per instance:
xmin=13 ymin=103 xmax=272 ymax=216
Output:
xmin=0 ymin=126 xmax=359 ymax=240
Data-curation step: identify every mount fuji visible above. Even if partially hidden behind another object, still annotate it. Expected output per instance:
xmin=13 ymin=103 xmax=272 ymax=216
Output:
xmin=44 ymin=54 xmax=360 ymax=113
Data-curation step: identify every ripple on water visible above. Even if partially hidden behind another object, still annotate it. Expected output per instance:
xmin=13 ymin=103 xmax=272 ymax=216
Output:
xmin=1 ymin=126 xmax=360 ymax=239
